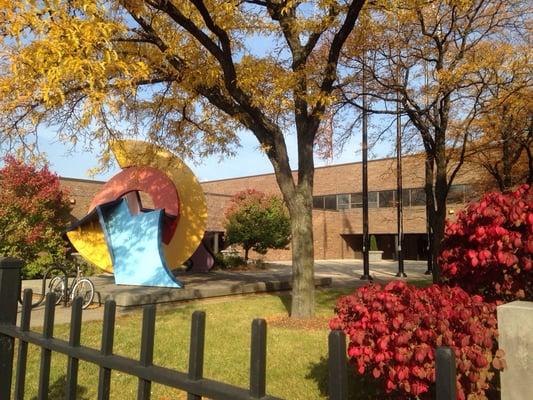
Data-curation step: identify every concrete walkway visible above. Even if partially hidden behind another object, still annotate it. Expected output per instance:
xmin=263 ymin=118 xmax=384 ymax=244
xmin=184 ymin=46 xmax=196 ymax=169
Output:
xmin=19 ymin=259 xmax=432 ymax=327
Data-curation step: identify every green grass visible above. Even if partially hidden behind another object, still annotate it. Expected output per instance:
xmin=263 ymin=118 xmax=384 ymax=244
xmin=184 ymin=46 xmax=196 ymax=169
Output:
xmin=15 ymin=288 xmax=364 ymax=400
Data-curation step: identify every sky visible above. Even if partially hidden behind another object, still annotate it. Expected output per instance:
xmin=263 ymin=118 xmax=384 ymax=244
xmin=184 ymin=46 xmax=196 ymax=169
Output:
xmin=37 ymin=125 xmax=392 ymax=183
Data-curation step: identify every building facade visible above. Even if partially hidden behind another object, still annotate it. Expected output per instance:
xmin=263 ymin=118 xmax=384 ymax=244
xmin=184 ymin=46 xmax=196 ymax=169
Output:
xmin=61 ymin=154 xmax=480 ymax=262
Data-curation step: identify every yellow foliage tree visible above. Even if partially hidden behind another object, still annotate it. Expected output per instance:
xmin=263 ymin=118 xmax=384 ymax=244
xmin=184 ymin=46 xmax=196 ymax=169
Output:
xmin=337 ymin=0 xmax=531 ymax=281
xmin=467 ymin=55 xmax=532 ymax=191
xmin=0 ymin=0 xmax=369 ymax=318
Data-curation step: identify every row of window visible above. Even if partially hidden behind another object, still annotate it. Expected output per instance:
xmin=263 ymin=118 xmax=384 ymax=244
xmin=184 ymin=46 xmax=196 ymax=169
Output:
xmin=312 ymin=185 xmax=472 ymax=211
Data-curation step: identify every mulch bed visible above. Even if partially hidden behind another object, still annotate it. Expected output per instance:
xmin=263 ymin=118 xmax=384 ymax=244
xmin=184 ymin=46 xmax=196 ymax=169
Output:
xmin=265 ymin=314 xmax=331 ymax=330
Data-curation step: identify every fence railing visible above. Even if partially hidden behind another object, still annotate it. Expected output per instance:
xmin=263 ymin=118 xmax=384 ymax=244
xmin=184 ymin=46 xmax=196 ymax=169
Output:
xmin=0 ymin=257 xmax=457 ymax=400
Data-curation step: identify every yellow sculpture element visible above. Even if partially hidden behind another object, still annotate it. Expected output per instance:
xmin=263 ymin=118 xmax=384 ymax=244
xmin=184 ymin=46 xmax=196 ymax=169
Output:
xmin=66 ymin=140 xmax=207 ymax=272
xmin=67 ymin=220 xmax=113 ymax=273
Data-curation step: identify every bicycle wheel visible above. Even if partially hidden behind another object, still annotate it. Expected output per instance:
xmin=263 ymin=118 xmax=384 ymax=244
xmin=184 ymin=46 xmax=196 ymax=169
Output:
xmin=71 ymin=278 xmax=95 ymax=309
xmin=48 ymin=276 xmax=66 ymax=305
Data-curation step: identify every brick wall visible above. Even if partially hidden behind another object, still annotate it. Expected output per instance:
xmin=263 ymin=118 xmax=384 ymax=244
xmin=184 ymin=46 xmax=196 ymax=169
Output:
xmin=60 ymin=177 xmax=105 ymax=222
xmin=59 ymin=154 xmax=479 ymax=261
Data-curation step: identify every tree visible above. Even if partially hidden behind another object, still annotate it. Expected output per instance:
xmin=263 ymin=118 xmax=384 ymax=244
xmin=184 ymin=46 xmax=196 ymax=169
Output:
xmin=224 ymin=190 xmax=291 ymax=262
xmin=0 ymin=0 xmax=368 ymax=317
xmin=338 ymin=0 xmax=530 ymax=282
xmin=468 ymin=67 xmax=533 ymax=191
xmin=0 ymin=156 xmax=72 ymax=278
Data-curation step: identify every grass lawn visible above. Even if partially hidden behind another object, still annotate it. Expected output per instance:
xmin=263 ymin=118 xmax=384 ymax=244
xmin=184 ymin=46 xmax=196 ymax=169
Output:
xmin=14 ymin=284 xmax=429 ymax=400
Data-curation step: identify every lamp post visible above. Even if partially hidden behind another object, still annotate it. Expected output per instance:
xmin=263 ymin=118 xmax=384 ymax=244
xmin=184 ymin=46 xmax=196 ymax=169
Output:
xmin=361 ymin=60 xmax=371 ymax=281
xmin=395 ymin=14 xmax=406 ymax=278
xmin=396 ymin=93 xmax=406 ymax=277
xmin=423 ymin=61 xmax=433 ymax=276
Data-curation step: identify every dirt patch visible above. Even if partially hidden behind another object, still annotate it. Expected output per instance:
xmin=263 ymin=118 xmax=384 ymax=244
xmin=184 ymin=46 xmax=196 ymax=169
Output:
xmin=265 ymin=314 xmax=331 ymax=330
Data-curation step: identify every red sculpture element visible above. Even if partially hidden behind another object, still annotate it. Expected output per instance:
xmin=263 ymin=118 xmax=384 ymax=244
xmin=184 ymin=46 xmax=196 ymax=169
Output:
xmin=90 ymin=166 xmax=180 ymax=244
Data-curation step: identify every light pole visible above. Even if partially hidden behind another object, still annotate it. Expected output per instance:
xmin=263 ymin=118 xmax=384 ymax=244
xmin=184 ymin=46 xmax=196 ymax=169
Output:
xmin=395 ymin=13 xmax=406 ymax=278
xmin=361 ymin=59 xmax=371 ymax=281
xmin=423 ymin=61 xmax=433 ymax=276
xmin=396 ymin=91 xmax=406 ymax=277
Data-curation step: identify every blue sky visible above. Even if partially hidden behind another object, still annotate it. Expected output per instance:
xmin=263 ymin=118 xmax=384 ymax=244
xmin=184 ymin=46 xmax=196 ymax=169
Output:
xmin=38 ymin=125 xmax=391 ymax=183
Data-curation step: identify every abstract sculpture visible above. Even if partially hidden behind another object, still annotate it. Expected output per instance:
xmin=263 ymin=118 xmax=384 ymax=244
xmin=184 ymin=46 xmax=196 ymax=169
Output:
xmin=66 ymin=140 xmax=208 ymax=287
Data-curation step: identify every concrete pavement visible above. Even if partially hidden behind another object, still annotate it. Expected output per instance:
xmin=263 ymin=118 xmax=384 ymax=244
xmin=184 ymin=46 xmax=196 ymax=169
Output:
xmin=19 ymin=259 xmax=432 ymax=327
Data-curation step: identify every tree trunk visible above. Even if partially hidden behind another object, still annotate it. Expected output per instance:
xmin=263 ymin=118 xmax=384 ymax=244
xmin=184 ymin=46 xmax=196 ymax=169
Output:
xmin=262 ymin=130 xmax=316 ymax=319
xmin=287 ymin=191 xmax=315 ymax=318
xmin=244 ymin=247 xmax=250 ymax=263
xmin=502 ymin=130 xmax=513 ymax=190
xmin=431 ymin=134 xmax=449 ymax=284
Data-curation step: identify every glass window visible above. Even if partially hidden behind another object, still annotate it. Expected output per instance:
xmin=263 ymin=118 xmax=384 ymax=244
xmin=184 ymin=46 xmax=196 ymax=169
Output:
xmin=464 ymin=185 xmax=475 ymax=202
xmin=337 ymin=194 xmax=350 ymax=210
xmin=378 ymin=190 xmax=395 ymax=207
xmin=402 ymin=189 xmax=411 ymax=207
xmin=350 ymin=193 xmax=362 ymax=208
xmin=312 ymin=196 xmax=324 ymax=209
xmin=411 ymin=188 xmax=426 ymax=206
xmin=324 ymin=195 xmax=337 ymax=210
xmin=447 ymin=185 xmax=465 ymax=204
xmin=368 ymin=191 xmax=378 ymax=208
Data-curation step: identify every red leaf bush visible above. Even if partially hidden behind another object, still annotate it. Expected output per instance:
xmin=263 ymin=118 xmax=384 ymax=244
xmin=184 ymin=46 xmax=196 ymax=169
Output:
xmin=330 ymin=282 xmax=504 ymax=400
xmin=440 ymin=184 xmax=533 ymax=301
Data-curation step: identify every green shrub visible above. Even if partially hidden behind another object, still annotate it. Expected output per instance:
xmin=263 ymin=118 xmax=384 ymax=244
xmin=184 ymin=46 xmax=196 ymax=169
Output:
xmin=213 ymin=252 xmax=245 ymax=269
xmin=22 ymin=253 xmax=56 ymax=279
xmin=369 ymin=235 xmax=379 ymax=251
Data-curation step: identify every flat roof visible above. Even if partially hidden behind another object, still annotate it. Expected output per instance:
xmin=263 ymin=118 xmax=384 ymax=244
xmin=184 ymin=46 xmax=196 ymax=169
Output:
xmin=200 ymin=154 xmax=419 ymax=184
xmin=60 ymin=176 xmax=106 ymax=184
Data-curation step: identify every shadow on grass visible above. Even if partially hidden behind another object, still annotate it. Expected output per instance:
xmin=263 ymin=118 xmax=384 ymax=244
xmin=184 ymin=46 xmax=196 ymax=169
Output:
xmin=30 ymin=374 xmax=90 ymax=400
xmin=276 ymin=292 xmax=292 ymax=314
xmin=306 ymin=357 xmax=385 ymax=400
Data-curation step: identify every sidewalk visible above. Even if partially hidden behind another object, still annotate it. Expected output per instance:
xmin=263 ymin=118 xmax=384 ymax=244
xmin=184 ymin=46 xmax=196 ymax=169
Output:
xmin=19 ymin=259 xmax=432 ymax=327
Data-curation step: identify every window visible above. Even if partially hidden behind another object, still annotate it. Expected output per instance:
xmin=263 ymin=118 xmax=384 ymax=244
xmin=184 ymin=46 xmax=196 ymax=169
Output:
xmin=324 ymin=195 xmax=337 ymax=210
xmin=464 ymin=185 xmax=475 ymax=202
xmin=402 ymin=189 xmax=411 ymax=207
xmin=312 ymin=196 xmax=324 ymax=209
xmin=410 ymin=188 xmax=426 ymax=206
xmin=368 ymin=191 xmax=378 ymax=208
xmin=447 ymin=185 xmax=465 ymax=204
xmin=350 ymin=193 xmax=362 ymax=208
xmin=337 ymin=194 xmax=350 ymax=210
xmin=378 ymin=190 xmax=395 ymax=207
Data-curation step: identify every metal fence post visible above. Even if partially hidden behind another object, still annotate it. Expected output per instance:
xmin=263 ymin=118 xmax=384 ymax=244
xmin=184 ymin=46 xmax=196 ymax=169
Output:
xmin=328 ymin=330 xmax=348 ymax=400
xmin=0 ymin=257 xmax=23 ymax=400
xmin=436 ymin=347 xmax=457 ymax=400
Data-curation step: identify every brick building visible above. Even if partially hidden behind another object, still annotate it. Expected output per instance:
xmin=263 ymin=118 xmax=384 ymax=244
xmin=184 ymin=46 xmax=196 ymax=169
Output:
xmin=60 ymin=153 xmax=480 ymax=261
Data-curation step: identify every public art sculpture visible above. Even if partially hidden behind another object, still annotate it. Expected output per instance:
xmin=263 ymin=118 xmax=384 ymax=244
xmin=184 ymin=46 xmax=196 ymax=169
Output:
xmin=66 ymin=140 xmax=208 ymax=287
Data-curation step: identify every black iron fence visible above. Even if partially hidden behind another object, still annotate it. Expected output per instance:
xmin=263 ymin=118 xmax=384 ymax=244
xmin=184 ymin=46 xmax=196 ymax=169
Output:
xmin=0 ymin=257 xmax=457 ymax=399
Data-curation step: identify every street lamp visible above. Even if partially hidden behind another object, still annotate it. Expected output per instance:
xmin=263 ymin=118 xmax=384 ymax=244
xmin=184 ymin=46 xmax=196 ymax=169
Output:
xmin=396 ymin=92 xmax=406 ymax=277
xmin=361 ymin=58 xmax=371 ymax=281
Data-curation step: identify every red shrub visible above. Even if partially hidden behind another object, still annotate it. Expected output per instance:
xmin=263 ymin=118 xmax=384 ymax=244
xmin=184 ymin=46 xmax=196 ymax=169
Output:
xmin=440 ymin=184 xmax=533 ymax=301
xmin=330 ymin=282 xmax=504 ymax=400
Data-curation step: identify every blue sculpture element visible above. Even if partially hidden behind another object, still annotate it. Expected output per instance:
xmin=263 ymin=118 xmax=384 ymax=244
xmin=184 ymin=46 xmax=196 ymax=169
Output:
xmin=96 ymin=198 xmax=183 ymax=288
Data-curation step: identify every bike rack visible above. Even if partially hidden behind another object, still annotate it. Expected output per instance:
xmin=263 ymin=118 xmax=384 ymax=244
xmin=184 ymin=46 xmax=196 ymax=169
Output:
xmin=18 ymin=265 xmax=69 ymax=308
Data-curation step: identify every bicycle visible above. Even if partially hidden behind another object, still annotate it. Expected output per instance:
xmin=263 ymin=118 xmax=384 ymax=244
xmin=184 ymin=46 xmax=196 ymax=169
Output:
xmin=19 ymin=262 xmax=95 ymax=309
xmin=48 ymin=263 xmax=95 ymax=309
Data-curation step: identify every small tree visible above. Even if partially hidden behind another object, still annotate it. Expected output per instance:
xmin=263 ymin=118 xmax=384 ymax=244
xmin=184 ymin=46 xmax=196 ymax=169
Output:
xmin=224 ymin=190 xmax=291 ymax=262
xmin=0 ymin=156 xmax=72 ymax=278
xmin=369 ymin=235 xmax=378 ymax=251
